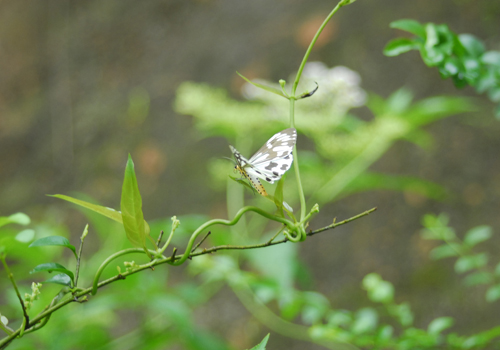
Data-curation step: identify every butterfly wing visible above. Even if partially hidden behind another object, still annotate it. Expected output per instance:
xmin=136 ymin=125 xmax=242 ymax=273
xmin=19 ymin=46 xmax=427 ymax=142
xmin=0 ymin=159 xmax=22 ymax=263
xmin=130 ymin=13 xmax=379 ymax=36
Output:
xmin=229 ymin=128 xmax=297 ymax=195
xmin=246 ymin=128 xmax=297 ymax=184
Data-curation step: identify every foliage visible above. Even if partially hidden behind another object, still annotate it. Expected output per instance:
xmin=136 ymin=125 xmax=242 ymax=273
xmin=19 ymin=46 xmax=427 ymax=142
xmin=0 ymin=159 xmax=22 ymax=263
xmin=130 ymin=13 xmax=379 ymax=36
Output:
xmin=384 ymin=19 xmax=500 ymax=118
xmin=421 ymin=214 xmax=500 ymax=302
xmin=0 ymin=1 xmax=497 ymax=350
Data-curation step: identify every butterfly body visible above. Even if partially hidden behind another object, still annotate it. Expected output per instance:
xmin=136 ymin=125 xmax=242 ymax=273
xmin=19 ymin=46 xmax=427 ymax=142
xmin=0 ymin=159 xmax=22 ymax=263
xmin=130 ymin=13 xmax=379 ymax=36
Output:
xmin=230 ymin=128 xmax=297 ymax=196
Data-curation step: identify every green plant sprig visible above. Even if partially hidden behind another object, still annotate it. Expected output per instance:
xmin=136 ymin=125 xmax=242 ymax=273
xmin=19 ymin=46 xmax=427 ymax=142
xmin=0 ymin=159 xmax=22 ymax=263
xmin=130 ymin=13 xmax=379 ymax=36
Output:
xmin=238 ymin=0 xmax=355 ymax=224
xmin=0 ymin=255 xmax=30 ymax=336
xmin=0 ymin=207 xmax=374 ymax=349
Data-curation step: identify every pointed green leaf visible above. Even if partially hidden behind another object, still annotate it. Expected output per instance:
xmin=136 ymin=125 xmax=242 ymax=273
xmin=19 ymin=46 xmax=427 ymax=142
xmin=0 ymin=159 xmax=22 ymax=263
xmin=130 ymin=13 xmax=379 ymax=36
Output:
xmin=463 ymin=271 xmax=493 ymax=286
xmin=121 ymin=155 xmax=147 ymax=249
xmin=237 ymin=72 xmax=287 ymax=98
xmin=386 ymin=88 xmax=414 ymax=113
xmin=351 ymin=308 xmax=379 ymax=334
xmin=390 ymin=19 xmax=426 ymax=38
xmin=429 ymin=243 xmax=461 ymax=260
xmin=248 ymin=334 xmax=270 ymax=350
xmin=455 ymin=253 xmax=488 ymax=274
xmin=427 ymin=317 xmax=454 ymax=335
xmin=50 ymin=194 xmax=151 ymax=238
xmin=343 ymin=172 xmax=447 ymax=201
xmin=273 ymin=177 xmax=285 ymax=217
xmin=464 ymin=225 xmax=492 ymax=247
xmin=49 ymin=194 xmax=123 ymax=223
xmin=481 ymin=51 xmax=500 ymax=67
xmin=43 ymin=273 xmax=72 ymax=287
xmin=30 ymin=263 xmax=75 ymax=282
xmin=29 ymin=236 xmax=77 ymax=259
xmin=0 ymin=213 xmax=30 ymax=228
xmin=458 ymin=34 xmax=485 ymax=57
xmin=384 ymin=38 xmax=420 ymax=57
xmin=15 ymin=229 xmax=35 ymax=243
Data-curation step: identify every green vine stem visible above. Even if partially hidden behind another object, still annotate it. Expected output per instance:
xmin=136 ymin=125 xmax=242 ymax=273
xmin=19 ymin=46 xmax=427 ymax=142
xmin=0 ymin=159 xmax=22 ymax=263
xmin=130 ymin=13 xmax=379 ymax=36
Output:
xmin=172 ymin=206 xmax=295 ymax=266
xmin=288 ymin=0 xmax=347 ymax=222
xmin=0 ymin=207 xmax=375 ymax=349
xmin=0 ymin=255 xmax=30 ymax=331
xmin=91 ymin=248 xmax=158 ymax=295
xmin=292 ymin=0 xmax=346 ymax=96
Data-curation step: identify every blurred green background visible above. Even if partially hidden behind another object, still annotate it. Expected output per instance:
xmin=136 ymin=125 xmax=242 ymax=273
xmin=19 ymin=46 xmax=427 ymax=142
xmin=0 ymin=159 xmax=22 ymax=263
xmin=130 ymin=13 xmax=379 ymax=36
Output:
xmin=1 ymin=0 xmax=500 ymax=349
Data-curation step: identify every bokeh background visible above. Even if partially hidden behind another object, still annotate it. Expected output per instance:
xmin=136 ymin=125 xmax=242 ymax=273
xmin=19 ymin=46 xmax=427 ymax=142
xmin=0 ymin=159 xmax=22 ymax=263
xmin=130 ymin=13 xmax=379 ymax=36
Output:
xmin=1 ymin=0 xmax=500 ymax=349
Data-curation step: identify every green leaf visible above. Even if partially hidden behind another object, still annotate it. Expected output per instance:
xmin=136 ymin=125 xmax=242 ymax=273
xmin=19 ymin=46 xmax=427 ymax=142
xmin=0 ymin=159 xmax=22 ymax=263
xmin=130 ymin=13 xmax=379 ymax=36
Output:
xmin=475 ymin=68 xmax=497 ymax=93
xmin=377 ymin=325 xmax=394 ymax=343
xmin=388 ymin=302 xmax=414 ymax=326
xmin=427 ymin=317 xmax=454 ymax=335
xmin=422 ymin=46 xmax=445 ymax=66
xmin=429 ymin=243 xmax=461 ymax=260
xmin=481 ymin=51 xmax=500 ymax=67
xmin=30 ymin=263 xmax=75 ymax=282
xmin=121 ymin=155 xmax=148 ymax=250
xmin=351 ymin=308 xmax=379 ymax=334
xmin=237 ymin=72 xmax=287 ymax=98
xmin=273 ymin=177 xmax=285 ymax=217
xmin=464 ymin=225 xmax=492 ymax=247
xmin=390 ymin=19 xmax=426 ymax=38
xmin=458 ymin=34 xmax=485 ymax=57
xmin=406 ymin=96 xmax=476 ymax=126
xmin=462 ymin=326 xmax=500 ymax=348
xmin=15 ymin=229 xmax=35 ymax=243
xmin=248 ymin=334 xmax=270 ymax=350
xmin=486 ymin=284 xmax=500 ymax=302
xmin=463 ymin=271 xmax=493 ymax=286
xmin=29 ymin=236 xmax=77 ymax=259
xmin=424 ymin=23 xmax=440 ymax=48
xmin=43 ymin=273 xmax=72 ymax=287
xmin=50 ymin=194 xmax=123 ymax=223
xmin=370 ymin=281 xmax=394 ymax=304
xmin=301 ymin=292 xmax=330 ymax=325
xmin=0 ymin=213 xmax=30 ymax=228
xmin=386 ymin=88 xmax=414 ymax=113
xmin=344 ymin=172 xmax=447 ymax=201
xmin=439 ymin=57 xmax=462 ymax=79
xmin=455 ymin=253 xmax=488 ymax=274
xmin=383 ymin=38 xmax=420 ymax=57
xmin=363 ymin=274 xmax=394 ymax=304
xmin=327 ymin=310 xmax=353 ymax=327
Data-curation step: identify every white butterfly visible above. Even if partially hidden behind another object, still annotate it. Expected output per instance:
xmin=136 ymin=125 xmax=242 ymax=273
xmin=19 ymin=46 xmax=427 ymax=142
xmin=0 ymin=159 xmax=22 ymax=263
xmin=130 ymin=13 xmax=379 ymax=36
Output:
xmin=229 ymin=128 xmax=297 ymax=196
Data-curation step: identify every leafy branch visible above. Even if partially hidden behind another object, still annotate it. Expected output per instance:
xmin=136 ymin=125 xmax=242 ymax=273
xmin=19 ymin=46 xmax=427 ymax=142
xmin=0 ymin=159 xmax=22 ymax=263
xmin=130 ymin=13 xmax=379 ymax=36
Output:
xmin=384 ymin=19 xmax=500 ymax=118
xmin=0 ymin=207 xmax=375 ymax=349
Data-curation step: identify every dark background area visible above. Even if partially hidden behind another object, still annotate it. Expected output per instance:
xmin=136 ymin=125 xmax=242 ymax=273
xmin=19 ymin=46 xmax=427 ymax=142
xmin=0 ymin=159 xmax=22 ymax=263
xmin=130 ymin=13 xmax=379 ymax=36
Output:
xmin=1 ymin=0 xmax=500 ymax=349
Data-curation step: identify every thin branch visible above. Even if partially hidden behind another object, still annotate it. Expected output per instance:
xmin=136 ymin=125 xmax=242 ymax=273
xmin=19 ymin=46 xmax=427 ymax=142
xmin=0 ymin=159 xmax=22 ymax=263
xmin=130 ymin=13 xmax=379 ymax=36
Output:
xmin=0 ymin=207 xmax=376 ymax=348
xmin=0 ymin=256 xmax=30 ymax=329
xmin=308 ymin=207 xmax=377 ymax=236
xmin=191 ymin=231 xmax=211 ymax=253
xmin=188 ymin=207 xmax=377 ymax=258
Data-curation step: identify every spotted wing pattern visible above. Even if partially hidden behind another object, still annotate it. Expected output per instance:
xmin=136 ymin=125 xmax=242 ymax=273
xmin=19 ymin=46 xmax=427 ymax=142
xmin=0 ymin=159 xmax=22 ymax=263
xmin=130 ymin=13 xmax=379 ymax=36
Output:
xmin=229 ymin=128 xmax=297 ymax=196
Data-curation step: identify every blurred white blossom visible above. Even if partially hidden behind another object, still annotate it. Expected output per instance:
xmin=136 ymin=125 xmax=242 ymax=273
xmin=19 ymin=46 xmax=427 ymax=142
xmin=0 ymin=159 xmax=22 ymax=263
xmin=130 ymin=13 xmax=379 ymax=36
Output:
xmin=241 ymin=62 xmax=366 ymax=134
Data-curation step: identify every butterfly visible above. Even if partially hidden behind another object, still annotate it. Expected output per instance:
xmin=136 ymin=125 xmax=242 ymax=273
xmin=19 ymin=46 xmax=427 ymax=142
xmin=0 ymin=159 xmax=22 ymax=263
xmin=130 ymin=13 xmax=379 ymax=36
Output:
xmin=229 ymin=128 xmax=297 ymax=196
